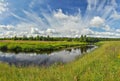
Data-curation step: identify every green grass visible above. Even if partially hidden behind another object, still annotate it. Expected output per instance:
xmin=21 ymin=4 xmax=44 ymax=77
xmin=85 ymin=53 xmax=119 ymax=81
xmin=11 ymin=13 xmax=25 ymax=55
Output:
xmin=0 ymin=41 xmax=120 ymax=81
xmin=0 ymin=40 xmax=87 ymax=53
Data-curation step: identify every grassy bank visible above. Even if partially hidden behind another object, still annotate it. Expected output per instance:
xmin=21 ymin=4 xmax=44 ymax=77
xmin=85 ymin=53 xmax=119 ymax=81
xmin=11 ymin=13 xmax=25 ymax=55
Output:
xmin=0 ymin=41 xmax=120 ymax=81
xmin=0 ymin=40 xmax=87 ymax=53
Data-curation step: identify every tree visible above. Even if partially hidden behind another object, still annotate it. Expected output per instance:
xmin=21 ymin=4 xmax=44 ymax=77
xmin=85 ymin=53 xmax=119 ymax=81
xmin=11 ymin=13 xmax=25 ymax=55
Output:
xmin=22 ymin=35 xmax=28 ymax=40
xmin=29 ymin=36 xmax=34 ymax=40
xmin=13 ymin=36 xmax=17 ymax=40
xmin=36 ymin=35 xmax=40 ymax=40
xmin=80 ymin=35 xmax=84 ymax=42
xmin=83 ymin=35 xmax=87 ymax=42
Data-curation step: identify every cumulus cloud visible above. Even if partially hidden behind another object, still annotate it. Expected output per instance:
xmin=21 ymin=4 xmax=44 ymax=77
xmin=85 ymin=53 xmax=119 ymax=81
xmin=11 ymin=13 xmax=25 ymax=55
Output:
xmin=0 ymin=31 xmax=16 ymax=38
xmin=103 ymin=25 xmax=111 ymax=31
xmin=81 ymin=28 xmax=94 ymax=35
xmin=52 ymin=9 xmax=84 ymax=33
xmin=116 ymin=29 xmax=120 ymax=33
xmin=0 ymin=25 xmax=14 ymax=31
xmin=90 ymin=16 xmax=112 ymax=31
xmin=90 ymin=16 xmax=105 ymax=27
xmin=88 ymin=31 xmax=120 ymax=38
xmin=31 ymin=28 xmax=40 ymax=34
xmin=46 ymin=28 xmax=57 ymax=34
xmin=54 ymin=9 xmax=69 ymax=19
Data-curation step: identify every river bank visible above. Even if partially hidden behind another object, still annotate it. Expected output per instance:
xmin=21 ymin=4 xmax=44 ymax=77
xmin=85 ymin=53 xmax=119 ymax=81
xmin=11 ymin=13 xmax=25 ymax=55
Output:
xmin=0 ymin=40 xmax=88 ymax=53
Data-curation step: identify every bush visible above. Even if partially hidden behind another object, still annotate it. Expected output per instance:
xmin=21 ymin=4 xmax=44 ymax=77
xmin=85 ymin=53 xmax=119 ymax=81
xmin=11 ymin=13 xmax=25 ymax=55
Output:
xmin=0 ymin=45 xmax=8 ymax=51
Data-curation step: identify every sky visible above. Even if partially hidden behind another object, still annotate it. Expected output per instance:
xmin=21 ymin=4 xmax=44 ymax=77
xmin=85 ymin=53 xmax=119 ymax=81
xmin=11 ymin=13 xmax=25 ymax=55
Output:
xmin=0 ymin=0 xmax=120 ymax=38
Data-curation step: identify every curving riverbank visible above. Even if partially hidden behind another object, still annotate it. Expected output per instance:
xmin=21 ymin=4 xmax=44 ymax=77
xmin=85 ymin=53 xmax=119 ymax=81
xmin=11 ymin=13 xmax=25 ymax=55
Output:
xmin=0 ymin=45 xmax=96 ymax=67
xmin=0 ymin=40 xmax=88 ymax=53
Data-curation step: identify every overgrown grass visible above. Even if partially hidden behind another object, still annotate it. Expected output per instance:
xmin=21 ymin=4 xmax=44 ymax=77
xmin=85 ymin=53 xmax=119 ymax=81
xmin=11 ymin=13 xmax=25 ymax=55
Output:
xmin=0 ymin=40 xmax=87 ymax=53
xmin=0 ymin=41 xmax=120 ymax=81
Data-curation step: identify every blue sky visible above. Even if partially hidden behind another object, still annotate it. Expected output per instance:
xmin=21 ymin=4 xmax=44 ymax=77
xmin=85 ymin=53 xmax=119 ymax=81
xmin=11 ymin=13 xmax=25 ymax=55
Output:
xmin=0 ymin=0 xmax=120 ymax=38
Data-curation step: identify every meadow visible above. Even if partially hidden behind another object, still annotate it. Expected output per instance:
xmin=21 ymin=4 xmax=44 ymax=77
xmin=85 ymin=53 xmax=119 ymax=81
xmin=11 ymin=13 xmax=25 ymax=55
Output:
xmin=0 ymin=41 xmax=120 ymax=81
xmin=0 ymin=40 xmax=87 ymax=53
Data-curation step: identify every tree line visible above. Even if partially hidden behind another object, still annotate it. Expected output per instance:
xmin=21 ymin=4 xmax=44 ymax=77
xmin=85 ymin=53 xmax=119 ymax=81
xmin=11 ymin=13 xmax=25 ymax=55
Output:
xmin=0 ymin=35 xmax=120 ymax=43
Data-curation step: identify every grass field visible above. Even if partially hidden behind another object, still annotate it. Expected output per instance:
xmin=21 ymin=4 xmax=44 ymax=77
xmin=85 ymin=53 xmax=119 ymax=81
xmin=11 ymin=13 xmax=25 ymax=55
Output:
xmin=0 ymin=40 xmax=87 ymax=53
xmin=0 ymin=41 xmax=120 ymax=81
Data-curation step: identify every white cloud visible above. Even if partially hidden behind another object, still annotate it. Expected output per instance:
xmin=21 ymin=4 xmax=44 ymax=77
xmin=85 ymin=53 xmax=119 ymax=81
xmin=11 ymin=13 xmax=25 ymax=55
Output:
xmin=111 ymin=0 xmax=117 ymax=8
xmin=88 ymin=31 xmax=120 ymax=38
xmin=116 ymin=29 xmax=120 ymax=33
xmin=1 ymin=0 xmax=120 ymax=38
xmin=104 ymin=25 xmax=111 ymax=31
xmin=52 ymin=9 xmax=84 ymax=33
xmin=1 ymin=31 xmax=16 ymax=38
xmin=46 ymin=28 xmax=56 ymax=34
xmin=81 ymin=28 xmax=94 ymax=35
xmin=29 ymin=0 xmax=46 ymax=8
xmin=12 ymin=9 xmax=83 ymax=37
xmin=90 ymin=16 xmax=112 ymax=31
xmin=0 ymin=8 xmax=117 ymax=38
xmin=0 ymin=0 xmax=8 ymax=14
xmin=87 ymin=0 xmax=99 ymax=11
xmin=54 ymin=9 xmax=69 ymax=19
xmin=90 ymin=16 xmax=105 ymax=27
xmin=31 ymin=28 xmax=40 ymax=34
xmin=0 ymin=25 xmax=14 ymax=30
xmin=112 ymin=13 xmax=120 ymax=20
xmin=110 ymin=10 xmax=120 ymax=20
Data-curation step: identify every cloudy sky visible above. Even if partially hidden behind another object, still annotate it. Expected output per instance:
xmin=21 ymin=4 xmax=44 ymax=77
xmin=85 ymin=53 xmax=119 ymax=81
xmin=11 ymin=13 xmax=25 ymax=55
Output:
xmin=0 ymin=0 xmax=120 ymax=38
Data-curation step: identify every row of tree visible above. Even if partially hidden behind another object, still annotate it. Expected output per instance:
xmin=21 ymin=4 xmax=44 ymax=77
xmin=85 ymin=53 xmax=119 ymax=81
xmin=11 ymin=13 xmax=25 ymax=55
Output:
xmin=0 ymin=35 xmax=88 ymax=42
xmin=0 ymin=35 xmax=120 ymax=43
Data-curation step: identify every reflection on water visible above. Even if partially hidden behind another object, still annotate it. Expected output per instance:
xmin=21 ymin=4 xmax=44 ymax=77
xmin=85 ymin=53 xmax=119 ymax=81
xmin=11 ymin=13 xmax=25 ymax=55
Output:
xmin=0 ymin=45 xmax=97 ymax=67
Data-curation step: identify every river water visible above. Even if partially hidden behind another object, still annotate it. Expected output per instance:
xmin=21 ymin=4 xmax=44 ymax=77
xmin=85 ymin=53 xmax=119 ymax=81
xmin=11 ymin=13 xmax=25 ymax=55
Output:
xmin=0 ymin=45 xmax=97 ymax=67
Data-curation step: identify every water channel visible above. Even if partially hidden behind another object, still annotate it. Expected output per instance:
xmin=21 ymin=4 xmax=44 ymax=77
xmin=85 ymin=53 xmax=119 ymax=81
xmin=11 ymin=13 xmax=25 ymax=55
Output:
xmin=0 ymin=45 xmax=97 ymax=67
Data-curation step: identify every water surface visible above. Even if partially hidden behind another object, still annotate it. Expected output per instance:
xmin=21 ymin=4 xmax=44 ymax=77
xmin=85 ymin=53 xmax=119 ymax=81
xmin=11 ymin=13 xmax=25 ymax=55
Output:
xmin=0 ymin=45 xmax=97 ymax=67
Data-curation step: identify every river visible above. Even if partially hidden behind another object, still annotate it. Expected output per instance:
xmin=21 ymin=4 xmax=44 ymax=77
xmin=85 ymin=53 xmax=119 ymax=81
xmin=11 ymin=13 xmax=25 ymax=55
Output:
xmin=0 ymin=45 xmax=97 ymax=67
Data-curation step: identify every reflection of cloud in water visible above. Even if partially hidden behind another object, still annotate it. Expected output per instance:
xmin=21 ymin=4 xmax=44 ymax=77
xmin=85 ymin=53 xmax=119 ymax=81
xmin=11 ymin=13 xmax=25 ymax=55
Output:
xmin=0 ymin=46 xmax=97 ymax=66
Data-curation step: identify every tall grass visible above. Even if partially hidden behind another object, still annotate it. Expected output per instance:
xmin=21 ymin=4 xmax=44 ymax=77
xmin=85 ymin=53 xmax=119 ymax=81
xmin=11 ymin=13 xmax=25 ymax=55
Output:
xmin=0 ymin=41 xmax=120 ymax=81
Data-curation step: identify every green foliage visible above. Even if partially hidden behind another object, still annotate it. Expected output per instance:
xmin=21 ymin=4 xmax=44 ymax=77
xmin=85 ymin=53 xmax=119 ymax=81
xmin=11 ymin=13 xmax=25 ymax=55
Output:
xmin=1 ymin=34 xmax=120 ymax=43
xmin=0 ymin=44 xmax=7 ymax=51
xmin=0 ymin=35 xmax=100 ymax=43
xmin=80 ymin=35 xmax=87 ymax=42
xmin=0 ymin=41 xmax=87 ymax=53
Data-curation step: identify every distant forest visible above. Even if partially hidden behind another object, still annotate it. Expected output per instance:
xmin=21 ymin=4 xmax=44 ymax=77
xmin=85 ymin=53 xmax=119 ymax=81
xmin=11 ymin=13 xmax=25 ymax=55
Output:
xmin=0 ymin=35 xmax=120 ymax=43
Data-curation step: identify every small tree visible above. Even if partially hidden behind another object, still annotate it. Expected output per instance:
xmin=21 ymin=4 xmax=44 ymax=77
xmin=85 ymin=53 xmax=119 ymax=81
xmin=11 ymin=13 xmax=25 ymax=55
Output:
xmin=22 ymin=35 xmax=27 ymax=40
xmin=13 ymin=36 xmax=17 ymax=40
xmin=80 ymin=35 xmax=87 ymax=42
xmin=83 ymin=35 xmax=87 ymax=42
xmin=80 ymin=35 xmax=84 ymax=42
xmin=29 ymin=36 xmax=34 ymax=40
xmin=36 ymin=35 xmax=40 ymax=40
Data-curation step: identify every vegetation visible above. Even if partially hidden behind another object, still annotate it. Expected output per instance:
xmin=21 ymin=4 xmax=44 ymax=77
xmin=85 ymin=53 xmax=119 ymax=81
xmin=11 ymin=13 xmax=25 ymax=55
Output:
xmin=0 ymin=40 xmax=87 ymax=53
xmin=1 ymin=35 xmax=120 ymax=43
xmin=0 ymin=35 xmax=88 ymax=42
xmin=0 ymin=41 xmax=120 ymax=81
xmin=1 ymin=35 xmax=120 ymax=53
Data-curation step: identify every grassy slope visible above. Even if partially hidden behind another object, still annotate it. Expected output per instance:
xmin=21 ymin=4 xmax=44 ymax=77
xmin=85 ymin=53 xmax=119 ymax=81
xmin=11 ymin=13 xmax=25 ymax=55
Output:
xmin=0 ymin=40 xmax=87 ymax=53
xmin=0 ymin=41 xmax=120 ymax=81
